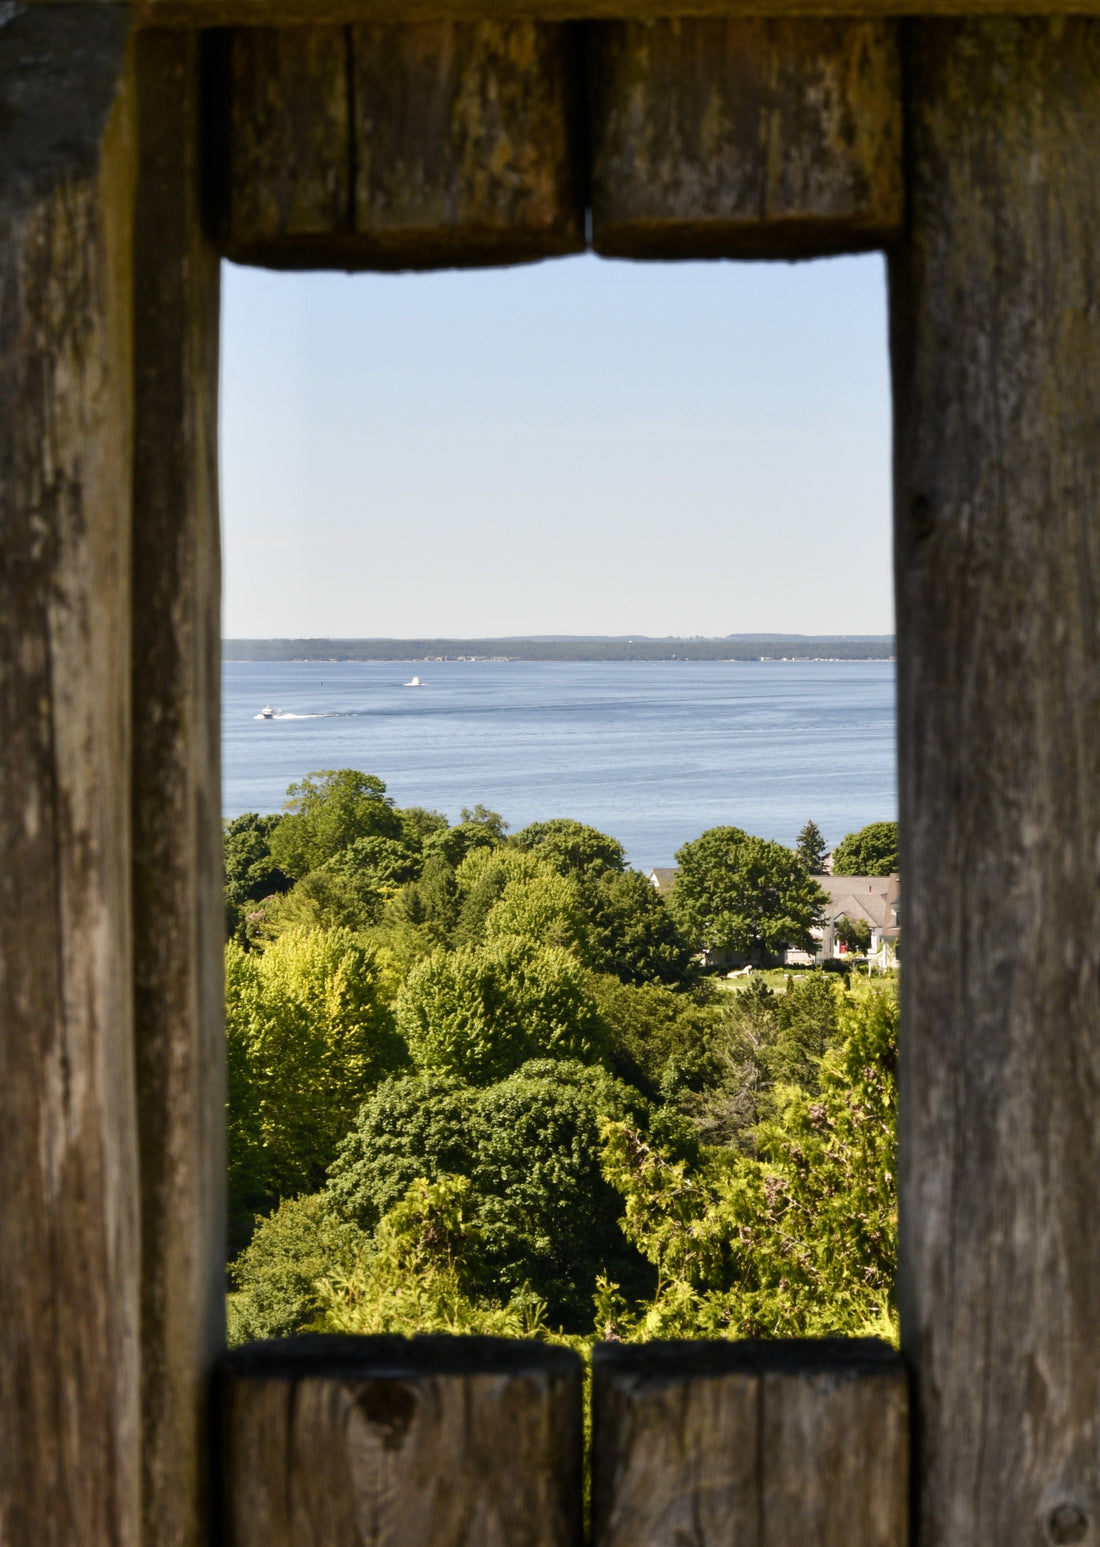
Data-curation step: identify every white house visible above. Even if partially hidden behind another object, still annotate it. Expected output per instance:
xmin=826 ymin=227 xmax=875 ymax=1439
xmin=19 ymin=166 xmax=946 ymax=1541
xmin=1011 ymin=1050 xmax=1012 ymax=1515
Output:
xmin=785 ymin=872 xmax=900 ymax=967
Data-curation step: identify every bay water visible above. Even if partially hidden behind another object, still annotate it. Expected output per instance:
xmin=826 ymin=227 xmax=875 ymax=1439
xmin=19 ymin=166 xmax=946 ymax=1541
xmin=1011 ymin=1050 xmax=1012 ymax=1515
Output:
xmin=223 ymin=658 xmax=896 ymax=870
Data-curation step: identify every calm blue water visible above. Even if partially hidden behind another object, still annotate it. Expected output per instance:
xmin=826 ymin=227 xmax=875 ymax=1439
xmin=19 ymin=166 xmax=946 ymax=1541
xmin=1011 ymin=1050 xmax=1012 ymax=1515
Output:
xmin=223 ymin=659 xmax=896 ymax=869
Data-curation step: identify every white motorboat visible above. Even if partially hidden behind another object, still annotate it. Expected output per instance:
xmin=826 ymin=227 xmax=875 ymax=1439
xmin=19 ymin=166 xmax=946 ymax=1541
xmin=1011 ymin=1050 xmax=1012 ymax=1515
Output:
xmin=404 ymin=676 xmax=424 ymax=687
xmin=260 ymin=705 xmax=275 ymax=718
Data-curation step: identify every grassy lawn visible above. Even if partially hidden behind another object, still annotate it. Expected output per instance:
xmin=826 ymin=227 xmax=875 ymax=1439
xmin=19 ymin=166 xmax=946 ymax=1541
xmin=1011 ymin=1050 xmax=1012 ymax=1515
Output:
xmin=714 ymin=965 xmax=898 ymax=996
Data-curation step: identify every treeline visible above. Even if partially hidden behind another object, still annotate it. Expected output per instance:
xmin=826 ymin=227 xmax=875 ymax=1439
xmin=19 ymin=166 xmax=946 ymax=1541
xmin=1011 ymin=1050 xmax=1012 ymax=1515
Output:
xmin=223 ymin=636 xmax=895 ymax=663
xmin=224 ymin=772 xmax=898 ymax=1346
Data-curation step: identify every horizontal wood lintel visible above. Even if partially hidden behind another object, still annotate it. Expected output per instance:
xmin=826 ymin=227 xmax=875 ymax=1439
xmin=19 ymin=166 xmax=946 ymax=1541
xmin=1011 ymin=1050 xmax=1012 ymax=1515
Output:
xmin=115 ymin=0 xmax=1100 ymax=28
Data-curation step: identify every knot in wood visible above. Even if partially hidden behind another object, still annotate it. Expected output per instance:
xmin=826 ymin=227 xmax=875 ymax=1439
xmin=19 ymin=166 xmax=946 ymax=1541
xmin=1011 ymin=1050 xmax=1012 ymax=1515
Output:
xmin=1047 ymin=1503 xmax=1089 ymax=1544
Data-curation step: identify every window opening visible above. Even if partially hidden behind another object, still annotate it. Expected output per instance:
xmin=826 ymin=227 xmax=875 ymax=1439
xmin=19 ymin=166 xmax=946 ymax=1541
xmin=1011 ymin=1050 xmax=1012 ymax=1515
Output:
xmin=221 ymin=250 xmax=899 ymax=1347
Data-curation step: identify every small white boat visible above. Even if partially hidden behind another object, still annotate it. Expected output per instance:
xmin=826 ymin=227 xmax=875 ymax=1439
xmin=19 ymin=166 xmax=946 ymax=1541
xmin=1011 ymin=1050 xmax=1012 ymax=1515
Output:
xmin=404 ymin=676 xmax=424 ymax=687
xmin=260 ymin=705 xmax=275 ymax=718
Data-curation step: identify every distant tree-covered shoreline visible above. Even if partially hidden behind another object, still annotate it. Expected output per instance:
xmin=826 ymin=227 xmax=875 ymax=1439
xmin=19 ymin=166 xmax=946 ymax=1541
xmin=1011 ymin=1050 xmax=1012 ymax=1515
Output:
xmin=223 ymin=636 xmax=895 ymax=664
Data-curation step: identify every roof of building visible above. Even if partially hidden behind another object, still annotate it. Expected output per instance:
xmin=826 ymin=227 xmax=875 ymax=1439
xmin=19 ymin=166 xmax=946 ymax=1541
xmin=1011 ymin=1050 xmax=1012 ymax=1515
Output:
xmin=818 ymin=872 xmax=900 ymax=929
xmin=648 ymin=867 xmax=678 ymax=890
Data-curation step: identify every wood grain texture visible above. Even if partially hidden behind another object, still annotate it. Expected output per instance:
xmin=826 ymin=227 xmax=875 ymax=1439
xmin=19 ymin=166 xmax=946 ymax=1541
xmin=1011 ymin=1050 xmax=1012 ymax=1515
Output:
xmin=131 ymin=0 xmax=1100 ymax=28
xmin=210 ymin=25 xmax=351 ymax=257
xmin=350 ymin=21 xmax=583 ymax=268
xmin=593 ymin=1340 xmax=908 ymax=1547
xmin=590 ymin=19 xmax=902 ymax=260
xmin=0 ymin=8 xmax=141 ymax=1545
xmin=221 ymin=1335 xmax=583 ymax=1547
xmin=214 ymin=21 xmax=583 ymax=270
xmin=891 ymin=20 xmax=1100 ymax=1547
xmin=133 ymin=29 xmax=224 ymax=1547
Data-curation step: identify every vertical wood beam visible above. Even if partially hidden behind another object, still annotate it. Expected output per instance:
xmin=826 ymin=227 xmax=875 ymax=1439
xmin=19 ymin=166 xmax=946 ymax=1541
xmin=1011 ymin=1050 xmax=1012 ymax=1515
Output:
xmin=0 ymin=9 xmax=140 ymax=1545
xmin=892 ymin=20 xmax=1100 ymax=1546
xmin=589 ymin=20 xmax=903 ymax=260
xmin=592 ymin=1341 xmax=908 ymax=1547
xmin=133 ymin=29 xmax=224 ymax=1547
xmin=221 ymin=1335 xmax=584 ymax=1547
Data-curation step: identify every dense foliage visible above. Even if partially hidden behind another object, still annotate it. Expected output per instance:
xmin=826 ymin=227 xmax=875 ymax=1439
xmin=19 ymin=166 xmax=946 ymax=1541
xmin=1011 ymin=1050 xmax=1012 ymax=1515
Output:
xmin=831 ymin=820 xmax=899 ymax=876
xmin=224 ymin=769 xmax=898 ymax=1346
xmin=669 ymin=826 xmax=827 ymax=958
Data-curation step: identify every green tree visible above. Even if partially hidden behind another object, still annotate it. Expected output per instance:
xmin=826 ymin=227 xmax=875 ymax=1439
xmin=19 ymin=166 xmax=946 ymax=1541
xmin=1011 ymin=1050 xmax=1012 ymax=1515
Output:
xmin=512 ymin=817 xmax=626 ymax=877
xmin=397 ymin=806 xmax=450 ymax=844
xmin=583 ymin=868 xmax=697 ymax=986
xmin=326 ymin=834 xmax=422 ymax=888
xmin=227 ymin=1193 xmax=366 ymax=1343
xmin=460 ymin=804 xmax=509 ymax=839
xmin=599 ymin=986 xmax=899 ymax=1341
xmin=483 ymin=870 xmax=590 ymax=955
xmin=794 ymin=819 xmax=828 ymax=875
xmin=471 ymin=1061 xmax=654 ymax=1324
xmin=256 ymin=868 xmax=381 ymax=939
xmin=225 ymin=926 xmax=407 ymax=1227
xmin=588 ymin=973 xmax=721 ymax=1100
xmin=422 ymin=820 xmax=502 ymax=871
xmin=224 ymin=811 xmax=292 ymax=943
xmin=396 ymin=936 xmax=605 ymax=1084
xmin=834 ymin=915 xmax=873 ymax=953
xmin=669 ymin=827 xmax=827 ymax=959
xmin=269 ymin=769 xmax=402 ymax=877
xmin=327 ymin=1060 xmax=654 ymax=1329
xmin=675 ymin=973 xmax=844 ymax=1150
xmin=831 ymin=821 xmax=899 ymax=876
xmin=451 ymin=846 xmax=549 ymax=946
xmin=326 ymin=1074 xmax=479 ymax=1230
xmin=316 ymin=1177 xmax=550 ymax=1340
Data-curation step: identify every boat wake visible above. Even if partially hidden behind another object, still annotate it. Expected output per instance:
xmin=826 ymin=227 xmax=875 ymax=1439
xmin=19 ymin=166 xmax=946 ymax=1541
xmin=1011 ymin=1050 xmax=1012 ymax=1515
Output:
xmin=253 ymin=710 xmax=331 ymax=720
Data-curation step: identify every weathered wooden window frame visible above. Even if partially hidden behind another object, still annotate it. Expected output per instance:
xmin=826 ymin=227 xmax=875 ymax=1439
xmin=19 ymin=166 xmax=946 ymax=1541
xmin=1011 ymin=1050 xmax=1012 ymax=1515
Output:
xmin=2 ymin=6 xmax=1098 ymax=1546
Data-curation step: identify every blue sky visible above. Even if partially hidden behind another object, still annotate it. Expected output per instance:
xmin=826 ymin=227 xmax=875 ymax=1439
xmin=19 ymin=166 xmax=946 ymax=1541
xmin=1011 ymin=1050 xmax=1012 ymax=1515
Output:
xmin=220 ymin=251 xmax=892 ymax=639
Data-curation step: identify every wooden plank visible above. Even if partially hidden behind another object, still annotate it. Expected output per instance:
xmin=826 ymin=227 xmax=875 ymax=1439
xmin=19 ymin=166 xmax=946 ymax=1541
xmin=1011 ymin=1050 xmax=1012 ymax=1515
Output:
xmin=0 ymin=9 xmax=141 ymax=1546
xmin=213 ymin=21 xmax=584 ymax=270
xmin=132 ymin=29 xmax=224 ymax=1547
xmin=221 ymin=1335 xmax=584 ymax=1547
xmin=132 ymin=0 xmax=1100 ymax=27
xmin=350 ymin=21 xmax=583 ymax=269
xmin=589 ymin=19 xmax=902 ymax=260
xmin=592 ymin=1340 xmax=908 ymax=1547
xmin=891 ymin=20 xmax=1100 ymax=1547
xmin=208 ymin=26 xmax=352 ymax=262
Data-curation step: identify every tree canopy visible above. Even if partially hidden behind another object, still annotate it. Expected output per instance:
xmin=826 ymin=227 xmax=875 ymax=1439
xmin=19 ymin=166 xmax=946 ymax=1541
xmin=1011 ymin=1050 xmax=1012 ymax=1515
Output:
xmin=224 ymin=812 xmax=292 ymax=942
xmin=395 ymin=936 xmax=606 ymax=1084
xmin=598 ymin=986 xmax=898 ymax=1340
xmin=669 ymin=826 xmax=827 ymax=958
xmin=269 ymin=769 xmax=402 ymax=877
xmin=512 ymin=817 xmax=626 ymax=877
xmin=226 ymin=926 xmax=405 ymax=1237
xmin=831 ymin=820 xmax=899 ymax=876
xmin=222 ymin=765 xmax=899 ymax=1349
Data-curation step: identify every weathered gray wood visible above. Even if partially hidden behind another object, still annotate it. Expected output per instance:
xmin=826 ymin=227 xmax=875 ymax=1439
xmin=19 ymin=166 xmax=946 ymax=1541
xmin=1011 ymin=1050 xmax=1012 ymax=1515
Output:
xmin=131 ymin=0 xmax=1100 ymax=28
xmin=221 ymin=1335 xmax=583 ymax=1547
xmin=590 ymin=19 xmax=902 ymax=260
xmin=0 ymin=8 xmax=141 ymax=1546
xmin=214 ymin=22 xmax=583 ymax=270
xmin=593 ymin=1340 xmax=908 ymax=1547
xmin=891 ymin=20 xmax=1100 ymax=1547
xmin=133 ymin=29 xmax=224 ymax=1547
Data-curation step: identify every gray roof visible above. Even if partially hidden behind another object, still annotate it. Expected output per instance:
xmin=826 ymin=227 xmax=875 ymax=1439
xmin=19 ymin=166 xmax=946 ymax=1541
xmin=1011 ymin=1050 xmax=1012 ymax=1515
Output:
xmin=819 ymin=873 xmax=900 ymax=929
